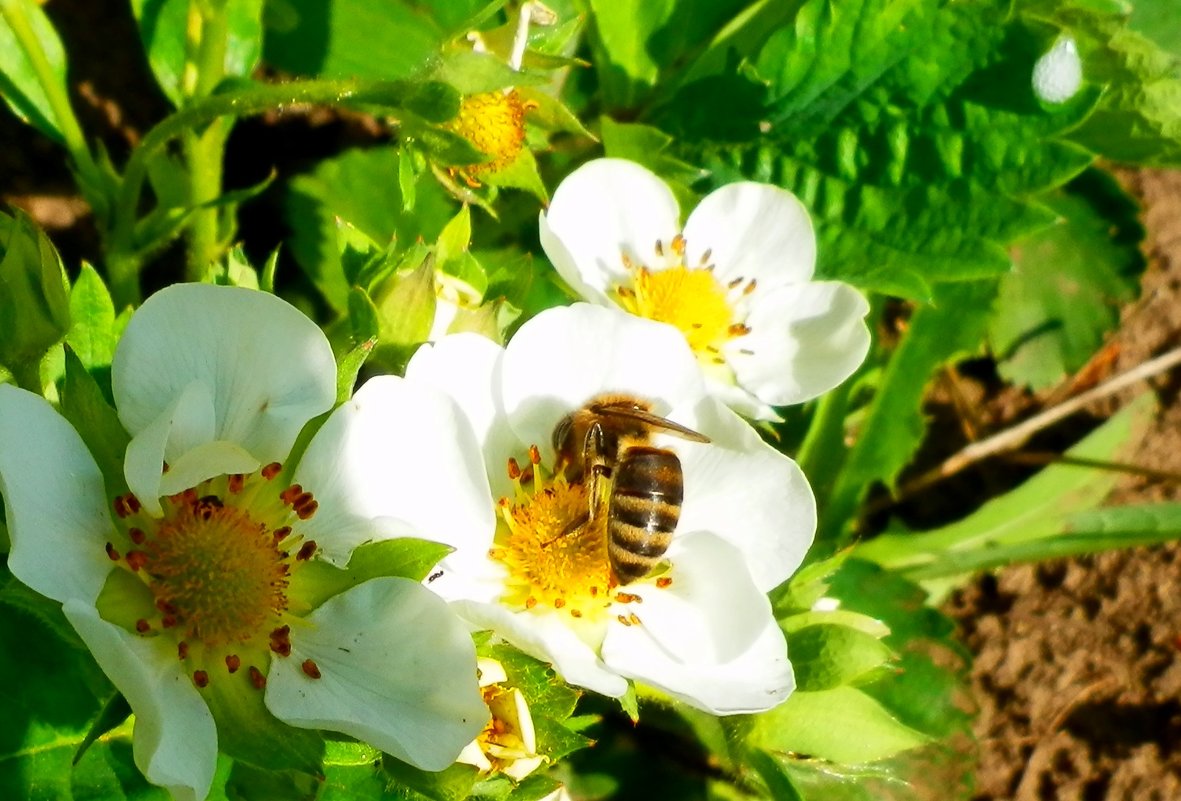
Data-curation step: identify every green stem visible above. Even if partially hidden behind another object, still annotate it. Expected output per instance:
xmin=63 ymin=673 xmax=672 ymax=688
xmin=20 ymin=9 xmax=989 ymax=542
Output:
xmin=106 ymin=78 xmax=417 ymax=304
xmin=182 ymin=1 xmax=231 ymax=279
xmin=0 ymin=0 xmax=104 ymax=199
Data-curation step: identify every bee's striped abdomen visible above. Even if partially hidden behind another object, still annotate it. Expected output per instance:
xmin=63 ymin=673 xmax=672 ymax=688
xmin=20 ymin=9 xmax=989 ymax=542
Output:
xmin=608 ymin=446 xmax=683 ymax=584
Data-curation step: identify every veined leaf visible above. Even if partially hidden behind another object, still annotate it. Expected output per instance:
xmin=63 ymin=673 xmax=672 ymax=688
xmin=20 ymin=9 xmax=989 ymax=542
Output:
xmin=989 ymin=169 xmax=1144 ymax=390
xmin=0 ymin=0 xmax=69 ymax=143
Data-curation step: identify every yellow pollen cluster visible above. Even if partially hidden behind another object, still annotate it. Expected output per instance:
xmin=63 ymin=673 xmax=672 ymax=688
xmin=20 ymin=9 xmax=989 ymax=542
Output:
xmin=447 ymin=90 xmax=534 ymax=184
xmin=104 ymin=464 xmax=323 ymax=689
xmin=492 ymin=457 xmax=614 ymax=622
xmin=615 ymin=235 xmax=755 ymax=368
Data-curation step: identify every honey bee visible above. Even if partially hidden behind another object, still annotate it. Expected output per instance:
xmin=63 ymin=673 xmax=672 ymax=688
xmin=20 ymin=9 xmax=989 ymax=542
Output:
xmin=552 ymin=394 xmax=710 ymax=585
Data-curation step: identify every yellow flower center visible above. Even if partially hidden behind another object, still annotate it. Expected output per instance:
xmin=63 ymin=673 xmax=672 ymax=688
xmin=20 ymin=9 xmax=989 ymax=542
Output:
xmin=447 ymin=90 xmax=532 ymax=181
xmin=614 ymin=235 xmax=755 ymax=372
xmin=101 ymin=464 xmax=323 ymax=689
xmin=488 ymin=448 xmax=672 ymax=630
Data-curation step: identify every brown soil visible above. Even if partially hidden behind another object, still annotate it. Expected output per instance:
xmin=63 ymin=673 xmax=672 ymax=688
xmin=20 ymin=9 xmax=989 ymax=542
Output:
xmin=945 ymin=170 xmax=1181 ymax=801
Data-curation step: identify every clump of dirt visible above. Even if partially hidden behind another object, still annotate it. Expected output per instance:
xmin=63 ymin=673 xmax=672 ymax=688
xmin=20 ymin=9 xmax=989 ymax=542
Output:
xmin=946 ymin=170 xmax=1181 ymax=801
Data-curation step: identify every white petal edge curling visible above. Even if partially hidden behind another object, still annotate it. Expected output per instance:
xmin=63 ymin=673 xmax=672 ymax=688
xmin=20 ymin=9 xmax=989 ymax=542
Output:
xmin=0 ymin=385 xmax=114 ymax=605
xmin=601 ymin=533 xmax=793 ymax=714
xmin=293 ymin=375 xmax=494 ymax=565
xmin=265 ymin=577 xmax=487 ymax=771
xmin=681 ymin=181 xmax=817 ymax=290
xmin=112 ymin=284 xmax=336 ymax=465
xmin=64 ymin=601 xmax=218 ymax=801
xmin=540 ymin=159 xmax=681 ymax=298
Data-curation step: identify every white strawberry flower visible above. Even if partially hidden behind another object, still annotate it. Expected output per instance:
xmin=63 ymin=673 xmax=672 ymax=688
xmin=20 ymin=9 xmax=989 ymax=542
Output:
xmin=408 ymin=303 xmax=816 ymax=714
xmin=539 ymin=158 xmax=871 ymax=420
xmin=0 ymin=283 xmax=490 ymax=801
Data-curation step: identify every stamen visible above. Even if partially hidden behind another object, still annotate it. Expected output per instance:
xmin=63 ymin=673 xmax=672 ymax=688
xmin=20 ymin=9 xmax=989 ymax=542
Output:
xmin=249 ymin=666 xmax=266 ymax=690
xmin=656 ymin=577 xmax=673 ymax=588
xmin=655 ymin=239 xmax=664 ymax=257
xmin=225 ymin=654 xmax=241 ymax=673
xmin=129 ymin=527 xmax=146 ymax=544
xmin=507 ymin=458 xmax=522 ymax=480
xmin=744 ymin=279 xmax=757 ymax=295
xmin=105 ymin=542 xmax=120 ymax=561
xmin=296 ymin=541 xmax=317 ymax=561
xmin=178 ymin=642 xmax=189 ymax=660
xmin=193 ymin=670 xmax=209 ymax=688
xmin=670 ymin=234 xmax=685 ymax=255
xmin=261 ymin=462 xmax=282 ymax=480
xmin=135 ymin=619 xmax=151 ymax=633
xmin=728 ymin=277 xmax=744 ymax=289
xmin=227 ymin=474 xmax=245 ymax=494
xmin=301 ymin=659 xmax=322 ymax=679
xmin=269 ymin=625 xmax=292 ymax=657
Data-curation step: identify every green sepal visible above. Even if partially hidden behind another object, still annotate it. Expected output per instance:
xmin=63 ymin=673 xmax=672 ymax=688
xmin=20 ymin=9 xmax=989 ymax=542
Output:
xmin=785 ymin=624 xmax=894 ymax=692
xmin=66 ymin=264 xmax=121 ymax=372
xmin=201 ymin=668 xmax=326 ymax=776
xmin=60 ymin=347 xmax=131 ymax=499
xmin=0 ymin=210 xmax=71 ymax=389
xmin=73 ymin=691 xmax=132 ymax=767
xmin=291 ymin=538 xmax=453 ymax=610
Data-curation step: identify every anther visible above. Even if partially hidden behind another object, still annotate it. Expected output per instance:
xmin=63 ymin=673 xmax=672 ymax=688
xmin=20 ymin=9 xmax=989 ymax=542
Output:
xmin=617 ymin=287 xmax=636 ymax=299
xmin=617 ymin=614 xmax=632 ymax=626
xmin=671 ymin=234 xmax=685 ymax=255
xmin=129 ymin=527 xmax=146 ymax=544
xmin=301 ymin=659 xmax=322 ymax=680
xmin=628 ymin=613 xmax=642 ymax=626
xmin=553 ymin=597 xmax=566 ymax=609
xmin=272 ymin=525 xmax=292 ymax=543
xmin=161 ymin=615 xmax=178 ymax=629
xmin=296 ymin=541 xmax=317 ymax=561
xmin=280 ymin=484 xmax=303 ymax=504
xmin=178 ymin=641 xmax=189 ymax=660
xmin=699 ymin=248 xmax=713 ymax=265
xmin=105 ymin=542 xmax=120 ymax=561
xmin=570 ymin=609 xmax=583 ymax=618
xmin=655 ymin=239 xmax=664 ymax=257
xmin=507 ymin=458 xmax=522 ymax=480
xmin=135 ymin=619 xmax=151 ymax=634
xmin=227 ymin=474 xmax=245 ymax=494
xmin=529 ymin=445 xmax=541 ymax=465
xmin=156 ymin=599 xmax=178 ymax=615
xmin=525 ymin=597 xmax=538 ymax=610
xmin=655 ymin=576 xmax=673 ymax=588
xmin=261 ymin=462 xmax=282 ymax=480
xmin=728 ymin=277 xmax=744 ymax=289
xmin=126 ymin=551 xmax=148 ymax=571
xmin=615 ymin=592 xmax=642 ymax=604
xmin=269 ymin=626 xmax=292 ymax=657
xmin=249 ymin=666 xmax=266 ymax=690
xmin=520 ymin=466 xmax=534 ymax=484
xmin=225 ymin=654 xmax=241 ymax=673
xmin=729 ymin=323 xmax=751 ymax=336
xmin=193 ymin=670 xmax=209 ymax=688
xmin=744 ymin=279 xmax=757 ymax=295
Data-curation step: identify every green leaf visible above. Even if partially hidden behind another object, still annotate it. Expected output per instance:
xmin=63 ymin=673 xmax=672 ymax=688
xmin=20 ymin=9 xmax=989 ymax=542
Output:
xmin=285 ymin=146 xmax=456 ymax=312
xmin=479 ymin=642 xmax=580 ymax=721
xmin=786 ymin=624 xmax=893 ymax=692
xmin=821 ymin=281 xmax=998 ymax=543
xmin=60 ymin=348 xmax=131 ymax=498
xmin=990 ymin=170 xmax=1144 ymax=389
xmin=853 ymin=392 xmax=1156 ymax=581
xmin=1030 ymin=2 xmax=1181 ymax=166
xmin=225 ymin=761 xmax=320 ymax=801
xmin=381 ymin=757 xmax=479 ymax=801
xmin=67 ymin=264 xmax=121 ymax=371
xmin=131 ymin=0 xmax=266 ymax=106
xmin=1128 ymin=0 xmax=1181 ymax=58
xmin=746 ymin=748 xmax=805 ymax=801
xmin=202 ymin=669 xmax=325 ymax=775
xmin=0 ymin=210 xmax=71 ymax=387
xmin=264 ymin=0 xmax=444 ymax=81
xmin=753 ymin=686 xmax=930 ymax=765
xmin=0 ymin=602 xmax=113 ymax=800
xmin=0 ymin=0 xmax=69 ymax=143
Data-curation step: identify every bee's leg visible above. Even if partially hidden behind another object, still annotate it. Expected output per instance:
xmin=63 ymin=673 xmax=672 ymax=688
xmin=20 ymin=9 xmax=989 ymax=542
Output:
xmin=584 ymin=422 xmax=612 ymax=523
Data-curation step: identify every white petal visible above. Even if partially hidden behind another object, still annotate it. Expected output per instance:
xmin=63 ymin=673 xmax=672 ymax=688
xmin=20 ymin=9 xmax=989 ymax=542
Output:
xmin=293 ymin=375 xmax=494 ymax=565
xmin=500 ymin=304 xmax=706 ymax=459
xmin=724 ymin=281 xmax=870 ymax=407
xmin=682 ymin=182 xmax=816 ymax=289
xmin=0 ymin=386 xmax=113 ymax=604
xmin=601 ymin=532 xmax=793 ymax=714
xmin=265 ymin=577 xmax=487 ymax=771
xmin=405 ymin=334 xmax=520 ymax=495
xmin=112 ymin=283 xmax=336 ymax=463
xmin=1033 ymin=35 xmax=1083 ymax=104
xmin=157 ymin=440 xmax=261 ymax=498
xmin=123 ymin=382 xmax=214 ymax=516
xmin=450 ymin=599 xmax=628 ymax=698
xmin=679 ymin=396 xmax=815 ymax=591
xmin=63 ymin=601 xmax=217 ymax=801
xmin=704 ymin=379 xmax=782 ymax=423
xmin=541 ymin=159 xmax=681 ymax=298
